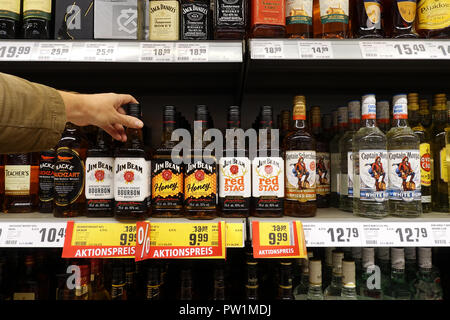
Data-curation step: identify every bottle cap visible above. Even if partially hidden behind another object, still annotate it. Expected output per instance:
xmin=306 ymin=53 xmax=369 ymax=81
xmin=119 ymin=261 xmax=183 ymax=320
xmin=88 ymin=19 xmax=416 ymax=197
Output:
xmin=405 ymin=247 xmax=416 ymax=260
xmin=293 ymin=95 xmax=306 ymax=121
xmin=126 ymin=103 xmax=142 ymax=119
xmin=332 ymin=251 xmax=344 ymax=275
xmin=309 ymin=260 xmax=322 ymax=286
xmin=311 ymin=106 xmax=321 ymax=127
xmin=362 ymin=248 xmax=375 ymax=269
xmin=342 ymin=260 xmax=356 ymax=287
xmin=377 ymin=247 xmax=390 ymax=260
xmin=362 ymin=94 xmax=376 ymax=120
xmin=392 ymin=94 xmax=408 ymax=119
xmin=348 ymin=100 xmax=361 ymax=122
xmin=391 ymin=248 xmax=405 ymax=270
xmin=418 ymin=247 xmax=432 ymax=269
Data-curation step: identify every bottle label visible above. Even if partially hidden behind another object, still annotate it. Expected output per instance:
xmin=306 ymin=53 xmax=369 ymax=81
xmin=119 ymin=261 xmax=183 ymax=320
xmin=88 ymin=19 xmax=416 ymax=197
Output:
xmin=152 ymin=159 xmax=183 ymax=207
xmin=39 ymin=151 xmax=55 ymax=202
xmin=252 ymin=157 xmax=284 ymax=209
xmin=319 ymin=0 xmax=349 ymax=24
xmin=440 ymin=147 xmax=448 ymax=183
xmin=362 ymin=102 xmax=377 ymax=120
xmin=181 ymin=2 xmax=209 ymax=39
xmin=54 ymin=148 xmax=85 ymax=206
xmin=420 ymin=143 xmax=432 ymax=186
xmin=13 ymin=293 xmax=35 ymax=300
xmin=330 ymin=152 xmax=339 ymax=193
xmin=286 ymin=0 xmax=313 ymax=25
xmin=114 ymin=158 xmax=149 ymax=202
xmin=252 ymin=0 xmax=285 ymax=26
xmin=285 ymin=151 xmax=316 ymax=202
xmin=316 ymin=152 xmax=330 ymax=196
xmin=85 ymin=157 xmax=114 ymax=200
xmin=0 ymin=0 xmax=20 ymax=20
xmin=184 ymin=159 xmax=217 ymax=208
xmin=219 ymin=157 xmax=251 ymax=210
xmin=393 ymin=102 xmax=408 ymax=119
xmin=397 ymin=0 xmax=416 ymax=23
xmin=417 ymin=0 xmax=450 ymax=30
xmin=216 ymin=0 xmax=246 ymax=26
xmin=348 ymin=151 xmax=354 ymax=197
xmin=23 ymin=0 xmax=51 ymax=20
xmin=111 ymin=284 xmax=125 ymax=299
xmin=293 ymin=104 xmax=306 ymax=120
xmin=363 ymin=0 xmax=382 ymax=27
xmin=5 ymin=165 xmax=31 ymax=195
xmin=388 ymin=150 xmax=421 ymax=201
xmin=149 ymin=0 xmax=180 ymax=40
xmin=358 ymin=150 xmax=388 ymax=202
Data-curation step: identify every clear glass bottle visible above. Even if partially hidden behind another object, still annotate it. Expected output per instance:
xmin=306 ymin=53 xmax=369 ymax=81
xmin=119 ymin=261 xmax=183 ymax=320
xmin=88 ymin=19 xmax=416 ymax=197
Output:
xmin=294 ymin=257 xmax=310 ymax=300
xmin=353 ymin=94 xmax=388 ymax=219
xmin=390 ymin=248 xmax=412 ymax=300
xmin=376 ymin=100 xmax=390 ymax=134
xmin=341 ymin=260 xmax=357 ymax=300
xmin=330 ymin=106 xmax=348 ymax=208
xmin=322 ymin=247 xmax=334 ymax=290
xmin=324 ymin=250 xmax=344 ymax=299
xmin=412 ymin=247 xmax=443 ymax=300
xmin=360 ymin=247 xmax=382 ymax=299
xmin=387 ymin=94 xmax=422 ymax=217
xmin=307 ymin=259 xmax=324 ymax=300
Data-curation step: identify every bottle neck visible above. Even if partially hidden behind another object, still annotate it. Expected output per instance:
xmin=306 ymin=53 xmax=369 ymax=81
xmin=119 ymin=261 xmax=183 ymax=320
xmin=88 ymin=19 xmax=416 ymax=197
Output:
xmin=294 ymin=119 xmax=307 ymax=130
xmin=162 ymin=122 xmax=176 ymax=144
xmin=125 ymin=128 xmax=144 ymax=149
xmin=392 ymin=118 xmax=409 ymax=128
xmin=349 ymin=119 xmax=361 ymax=131
xmin=363 ymin=118 xmax=377 ymax=128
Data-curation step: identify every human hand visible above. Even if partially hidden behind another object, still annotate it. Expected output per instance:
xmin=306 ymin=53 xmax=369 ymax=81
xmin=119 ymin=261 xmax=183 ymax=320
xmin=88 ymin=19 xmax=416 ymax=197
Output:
xmin=58 ymin=91 xmax=143 ymax=142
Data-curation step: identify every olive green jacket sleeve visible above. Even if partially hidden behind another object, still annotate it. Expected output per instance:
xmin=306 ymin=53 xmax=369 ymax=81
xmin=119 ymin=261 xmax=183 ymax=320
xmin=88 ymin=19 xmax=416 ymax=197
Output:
xmin=0 ymin=72 xmax=66 ymax=154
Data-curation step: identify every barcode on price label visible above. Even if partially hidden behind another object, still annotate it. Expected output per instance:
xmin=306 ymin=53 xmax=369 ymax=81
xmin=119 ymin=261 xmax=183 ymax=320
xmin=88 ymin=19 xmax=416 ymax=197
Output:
xmin=0 ymin=223 xmax=66 ymax=247
xmin=83 ymin=43 xmax=118 ymax=62
xmin=176 ymin=43 xmax=209 ymax=62
xmin=0 ymin=43 xmax=34 ymax=61
xmin=140 ymin=42 xmax=175 ymax=62
xmin=37 ymin=42 xmax=72 ymax=61
xmin=251 ymin=40 xmax=285 ymax=59
xmin=298 ymin=41 xmax=334 ymax=59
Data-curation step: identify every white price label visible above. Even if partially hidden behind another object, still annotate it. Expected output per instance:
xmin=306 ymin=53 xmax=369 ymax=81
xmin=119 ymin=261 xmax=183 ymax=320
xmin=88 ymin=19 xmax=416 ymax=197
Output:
xmin=426 ymin=42 xmax=450 ymax=59
xmin=140 ymin=42 xmax=175 ymax=62
xmin=298 ymin=41 xmax=334 ymax=59
xmin=360 ymin=41 xmax=430 ymax=59
xmin=0 ymin=223 xmax=66 ymax=247
xmin=362 ymin=223 xmax=433 ymax=247
xmin=176 ymin=43 xmax=209 ymax=62
xmin=83 ymin=42 xmax=118 ymax=62
xmin=428 ymin=223 xmax=450 ymax=246
xmin=37 ymin=42 xmax=72 ymax=61
xmin=303 ymin=223 xmax=361 ymax=247
xmin=0 ymin=42 xmax=33 ymax=61
xmin=251 ymin=41 xmax=285 ymax=59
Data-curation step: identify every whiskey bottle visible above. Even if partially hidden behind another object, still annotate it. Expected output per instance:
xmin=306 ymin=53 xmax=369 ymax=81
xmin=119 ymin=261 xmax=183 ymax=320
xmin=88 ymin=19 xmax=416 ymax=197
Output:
xmin=387 ymin=94 xmax=422 ymax=217
xmin=251 ymin=0 xmax=286 ymax=37
xmin=213 ymin=265 xmax=226 ymax=300
xmin=181 ymin=0 xmax=210 ymax=40
xmin=114 ymin=104 xmax=150 ymax=220
xmin=111 ymin=264 xmax=127 ymax=301
xmin=415 ymin=0 xmax=450 ymax=38
xmin=294 ymin=257 xmax=310 ymax=299
xmin=13 ymin=255 xmax=39 ymax=300
xmin=341 ymin=260 xmax=357 ymax=300
xmin=413 ymin=247 xmax=443 ymax=300
xmin=284 ymin=95 xmax=317 ymax=217
xmin=245 ymin=260 xmax=259 ymax=300
xmin=38 ymin=148 xmax=56 ymax=213
xmin=313 ymin=0 xmax=350 ymax=38
xmin=353 ymin=94 xmax=388 ymax=218
xmin=124 ymin=260 xmax=137 ymax=300
xmin=179 ymin=267 xmax=194 ymax=300
xmin=185 ymin=105 xmax=217 ymax=220
xmin=404 ymin=247 xmax=417 ymax=284
xmin=149 ymin=0 xmax=180 ymax=40
xmin=285 ymin=0 xmax=314 ymax=38
xmin=85 ymin=129 xmax=114 ymax=217
xmin=322 ymin=113 xmax=333 ymax=140
xmin=330 ymin=106 xmax=348 ymax=208
xmin=277 ymin=261 xmax=294 ymax=300
xmin=152 ymin=106 xmax=184 ymax=218
xmin=219 ymin=106 xmax=251 ymax=218
xmin=306 ymin=259 xmax=324 ymax=300
xmin=74 ymin=264 xmax=90 ymax=300
xmin=322 ymin=247 xmax=334 ymax=290
xmin=391 ymin=0 xmax=418 ymax=38
xmin=54 ymin=123 xmax=87 ymax=218
xmin=213 ymin=0 xmax=247 ymax=39
xmin=354 ymin=0 xmax=384 ymax=38
xmin=22 ymin=0 xmax=52 ymax=39
xmin=311 ymin=106 xmax=330 ymax=208
xmin=419 ymin=98 xmax=432 ymax=128
xmin=324 ymin=250 xmax=344 ymax=299
xmin=252 ymin=106 xmax=284 ymax=217
xmin=145 ymin=266 xmax=161 ymax=300
xmin=0 ymin=0 xmax=20 ymax=38
xmin=376 ymin=100 xmax=390 ymax=134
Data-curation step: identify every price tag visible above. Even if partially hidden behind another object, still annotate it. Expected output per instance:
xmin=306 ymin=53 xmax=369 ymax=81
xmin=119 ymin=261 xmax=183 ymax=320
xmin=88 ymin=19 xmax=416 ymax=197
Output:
xmin=360 ymin=41 xmax=431 ymax=59
xmin=251 ymin=40 xmax=285 ymax=59
xmin=176 ymin=43 xmax=209 ymax=62
xmin=0 ymin=42 xmax=34 ymax=61
xmin=82 ymin=42 xmax=118 ymax=62
xmin=140 ymin=42 xmax=175 ymax=62
xmin=252 ymin=221 xmax=307 ymax=259
xmin=62 ymin=221 xmax=136 ymax=258
xmin=427 ymin=223 xmax=450 ymax=246
xmin=298 ymin=41 xmax=334 ymax=59
xmin=226 ymin=222 xmax=245 ymax=248
xmin=303 ymin=223 xmax=361 ymax=247
xmin=426 ymin=42 xmax=450 ymax=59
xmin=361 ymin=223 xmax=433 ymax=247
xmin=37 ymin=42 xmax=72 ymax=61
xmin=0 ymin=222 xmax=66 ymax=247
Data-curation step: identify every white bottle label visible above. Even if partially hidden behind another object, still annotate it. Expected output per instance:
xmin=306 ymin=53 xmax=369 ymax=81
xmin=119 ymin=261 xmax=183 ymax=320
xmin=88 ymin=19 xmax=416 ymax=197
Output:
xmin=219 ymin=157 xmax=251 ymax=198
xmin=85 ymin=157 xmax=114 ymax=199
xmin=316 ymin=152 xmax=330 ymax=196
xmin=348 ymin=151 xmax=354 ymax=198
xmin=359 ymin=150 xmax=388 ymax=202
xmin=331 ymin=152 xmax=339 ymax=193
xmin=388 ymin=150 xmax=421 ymax=201
xmin=285 ymin=150 xmax=316 ymax=202
xmin=114 ymin=158 xmax=149 ymax=202
xmin=252 ymin=157 xmax=284 ymax=197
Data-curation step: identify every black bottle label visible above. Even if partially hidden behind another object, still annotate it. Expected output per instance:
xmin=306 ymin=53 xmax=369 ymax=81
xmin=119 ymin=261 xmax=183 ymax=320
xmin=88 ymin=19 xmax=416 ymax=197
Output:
xmin=181 ymin=2 xmax=209 ymax=39
xmin=39 ymin=150 xmax=55 ymax=202
xmin=152 ymin=159 xmax=184 ymax=208
xmin=216 ymin=0 xmax=245 ymax=26
xmin=184 ymin=159 xmax=216 ymax=209
xmin=54 ymin=148 xmax=85 ymax=206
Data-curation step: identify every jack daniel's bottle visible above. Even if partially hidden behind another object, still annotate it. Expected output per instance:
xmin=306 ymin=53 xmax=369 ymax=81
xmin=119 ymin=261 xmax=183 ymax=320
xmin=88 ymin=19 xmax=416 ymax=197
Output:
xmin=181 ymin=0 xmax=210 ymax=40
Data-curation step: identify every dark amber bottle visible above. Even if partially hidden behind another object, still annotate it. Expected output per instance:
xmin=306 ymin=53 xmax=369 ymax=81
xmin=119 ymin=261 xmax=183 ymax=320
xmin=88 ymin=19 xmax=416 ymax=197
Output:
xmin=392 ymin=0 xmax=418 ymax=38
xmin=251 ymin=0 xmax=286 ymax=37
xmin=354 ymin=0 xmax=384 ymax=38
xmin=0 ymin=0 xmax=20 ymax=39
xmin=38 ymin=148 xmax=56 ymax=213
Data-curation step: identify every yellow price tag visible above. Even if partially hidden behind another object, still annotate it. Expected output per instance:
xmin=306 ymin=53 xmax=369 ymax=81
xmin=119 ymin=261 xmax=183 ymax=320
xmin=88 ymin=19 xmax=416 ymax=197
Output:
xmin=71 ymin=223 xmax=136 ymax=247
xmin=259 ymin=222 xmax=292 ymax=247
xmin=226 ymin=223 xmax=245 ymax=248
xmin=150 ymin=223 xmax=219 ymax=247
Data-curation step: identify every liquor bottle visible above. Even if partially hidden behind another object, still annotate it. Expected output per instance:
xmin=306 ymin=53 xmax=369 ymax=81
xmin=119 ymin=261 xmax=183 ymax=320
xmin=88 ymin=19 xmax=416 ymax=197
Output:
xmin=391 ymin=0 xmax=417 ymax=38
xmin=179 ymin=268 xmax=194 ymax=300
xmin=74 ymin=264 xmax=90 ymax=300
xmin=405 ymin=247 xmax=417 ymax=284
xmin=22 ymin=0 xmax=52 ymax=39
xmin=431 ymin=94 xmax=449 ymax=212
xmin=38 ymin=149 xmax=55 ymax=213
xmin=409 ymin=95 xmax=432 ymax=213
xmin=213 ymin=0 xmax=247 ymax=39
xmin=4 ymin=153 xmax=37 ymax=213
xmin=376 ymin=247 xmax=391 ymax=298
xmin=283 ymin=96 xmax=317 ymax=217
xmin=181 ymin=0 xmax=210 ymax=40
xmin=294 ymin=257 xmax=310 ymax=300
xmin=322 ymin=113 xmax=333 ymax=140
xmin=390 ymin=248 xmax=412 ymax=300
xmin=324 ymin=250 xmax=344 ymax=299
xmin=0 ymin=0 xmax=20 ymax=38
xmin=419 ymin=98 xmax=432 ymax=128
xmin=0 ymin=155 xmax=3 ymax=211
xmin=415 ymin=0 xmax=450 ymax=38
xmin=354 ymin=0 xmax=384 ymax=38
xmin=152 ymin=106 xmax=184 ymax=218
xmin=149 ymin=0 xmax=180 ymax=40
xmin=311 ymin=106 xmax=330 ymax=208
xmin=124 ymin=260 xmax=137 ymax=300
xmin=277 ymin=261 xmax=294 ymax=300
xmin=251 ymin=0 xmax=286 ymax=37
xmin=306 ymin=259 xmax=324 ymax=300
xmin=13 ymin=255 xmax=39 ymax=300
xmin=85 ymin=129 xmax=114 ymax=217
xmin=339 ymin=100 xmax=360 ymax=212
xmin=360 ymin=247 xmax=382 ymax=299
xmin=279 ymin=110 xmax=291 ymax=144
xmin=54 ymin=123 xmax=87 ymax=218
xmin=145 ymin=266 xmax=161 ymax=300
xmin=185 ymin=106 xmax=217 ymax=220
xmin=213 ymin=265 xmax=226 ymax=300
xmin=387 ymin=94 xmax=422 ymax=217
xmin=90 ymin=259 xmax=111 ymax=300
xmin=330 ymin=110 xmax=339 ymax=206
xmin=341 ymin=260 xmax=357 ymax=300
xmin=285 ymin=0 xmax=314 ymax=38
xmin=353 ymin=94 xmax=388 ymax=219
xmin=352 ymin=247 xmax=362 ymax=293
xmin=114 ymin=104 xmax=150 ymax=220
xmin=111 ymin=264 xmax=127 ymax=301
xmin=219 ymin=106 xmax=251 ymax=218
xmin=330 ymin=106 xmax=348 ymax=208
xmin=245 ymin=259 xmax=259 ymax=300
xmin=376 ymin=100 xmax=390 ymax=134
xmin=322 ymin=247 xmax=334 ymax=290
xmin=252 ymin=106 xmax=284 ymax=217
xmin=412 ymin=248 xmax=443 ymax=300
xmin=313 ymin=0 xmax=350 ymax=38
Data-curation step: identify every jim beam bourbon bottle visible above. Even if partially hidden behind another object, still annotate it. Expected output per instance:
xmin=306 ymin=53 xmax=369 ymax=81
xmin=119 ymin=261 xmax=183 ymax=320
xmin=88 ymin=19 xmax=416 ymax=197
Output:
xmin=85 ymin=129 xmax=114 ymax=217
xmin=38 ymin=148 xmax=56 ymax=213
xmin=114 ymin=104 xmax=150 ymax=220
xmin=219 ymin=106 xmax=251 ymax=218
xmin=283 ymin=95 xmax=317 ymax=217
xmin=54 ymin=123 xmax=87 ymax=217
xmin=252 ymin=106 xmax=284 ymax=217
xmin=151 ymin=106 xmax=184 ymax=218
xmin=184 ymin=105 xmax=217 ymax=220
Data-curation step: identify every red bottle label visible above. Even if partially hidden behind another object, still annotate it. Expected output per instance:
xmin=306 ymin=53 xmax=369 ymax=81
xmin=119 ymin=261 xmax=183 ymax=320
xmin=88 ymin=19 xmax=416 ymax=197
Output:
xmin=252 ymin=0 xmax=285 ymax=26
